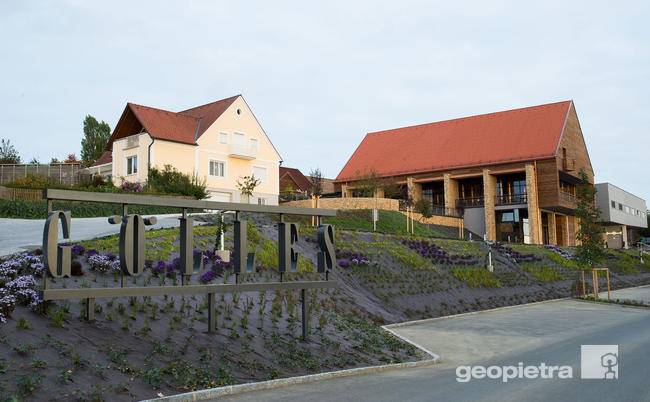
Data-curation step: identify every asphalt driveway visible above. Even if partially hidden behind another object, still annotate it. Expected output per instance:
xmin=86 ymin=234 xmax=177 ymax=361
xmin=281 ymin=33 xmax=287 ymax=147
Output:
xmin=607 ymin=285 xmax=650 ymax=305
xmin=214 ymin=299 xmax=650 ymax=402
xmin=0 ymin=214 xmax=206 ymax=256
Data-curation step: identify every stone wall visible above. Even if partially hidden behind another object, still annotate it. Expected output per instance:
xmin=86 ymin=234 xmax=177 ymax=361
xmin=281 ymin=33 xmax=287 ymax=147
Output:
xmin=407 ymin=210 xmax=464 ymax=229
xmin=281 ymin=197 xmax=400 ymax=211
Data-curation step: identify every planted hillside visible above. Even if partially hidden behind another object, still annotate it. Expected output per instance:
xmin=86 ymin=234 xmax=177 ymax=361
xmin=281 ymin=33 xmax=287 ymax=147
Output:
xmin=1 ymin=213 xmax=649 ymax=400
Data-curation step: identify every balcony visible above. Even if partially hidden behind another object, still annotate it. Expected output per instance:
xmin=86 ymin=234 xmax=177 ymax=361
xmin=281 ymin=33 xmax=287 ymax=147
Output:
xmin=456 ymin=197 xmax=484 ymax=208
xmin=559 ymin=191 xmax=576 ymax=205
xmin=122 ymin=134 xmax=141 ymax=150
xmin=495 ymin=193 xmax=528 ymax=205
xmin=228 ymin=144 xmax=257 ymax=160
xmin=562 ymin=158 xmax=575 ymax=172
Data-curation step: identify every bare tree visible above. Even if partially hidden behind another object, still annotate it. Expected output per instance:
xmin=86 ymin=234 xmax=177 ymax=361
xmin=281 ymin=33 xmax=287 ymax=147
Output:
xmin=309 ymin=167 xmax=323 ymax=197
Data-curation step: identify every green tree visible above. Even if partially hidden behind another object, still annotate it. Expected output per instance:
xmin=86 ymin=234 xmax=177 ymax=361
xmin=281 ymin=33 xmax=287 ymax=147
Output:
xmin=81 ymin=115 xmax=111 ymax=166
xmin=575 ymin=169 xmax=604 ymax=266
xmin=355 ymin=169 xmax=381 ymax=197
xmin=0 ymin=138 xmax=21 ymax=164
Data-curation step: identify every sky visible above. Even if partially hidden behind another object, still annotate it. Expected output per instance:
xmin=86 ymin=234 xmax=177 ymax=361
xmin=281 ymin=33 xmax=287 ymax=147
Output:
xmin=1 ymin=1 xmax=649 ymax=201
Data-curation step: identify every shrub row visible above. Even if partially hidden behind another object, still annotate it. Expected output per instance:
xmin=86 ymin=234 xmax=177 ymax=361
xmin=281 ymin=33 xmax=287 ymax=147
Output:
xmin=0 ymin=200 xmax=190 ymax=219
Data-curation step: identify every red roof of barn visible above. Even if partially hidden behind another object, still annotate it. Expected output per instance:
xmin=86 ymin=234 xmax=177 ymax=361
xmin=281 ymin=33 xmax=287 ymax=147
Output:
xmin=106 ymin=95 xmax=240 ymax=149
xmin=91 ymin=151 xmax=112 ymax=167
xmin=335 ymin=100 xmax=573 ymax=182
xmin=279 ymin=167 xmax=313 ymax=192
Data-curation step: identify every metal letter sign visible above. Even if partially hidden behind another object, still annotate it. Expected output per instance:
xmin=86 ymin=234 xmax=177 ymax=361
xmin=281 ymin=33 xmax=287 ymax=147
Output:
xmin=43 ymin=211 xmax=72 ymax=278
xmin=180 ymin=217 xmax=204 ymax=279
xmin=317 ymin=224 xmax=336 ymax=273
xmin=109 ymin=214 xmax=157 ymax=276
xmin=38 ymin=189 xmax=340 ymax=335
xmin=279 ymin=222 xmax=299 ymax=273
xmin=234 ymin=214 xmax=256 ymax=274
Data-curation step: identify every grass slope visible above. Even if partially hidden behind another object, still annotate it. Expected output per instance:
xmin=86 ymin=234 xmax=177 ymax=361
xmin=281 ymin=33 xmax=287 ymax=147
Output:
xmin=1 ymin=213 xmax=649 ymax=400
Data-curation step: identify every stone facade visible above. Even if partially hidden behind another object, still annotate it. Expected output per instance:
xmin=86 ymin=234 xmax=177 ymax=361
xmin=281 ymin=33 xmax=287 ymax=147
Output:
xmin=281 ymin=197 xmax=400 ymax=211
xmin=525 ymin=163 xmax=541 ymax=244
xmin=443 ymin=173 xmax=458 ymax=211
xmin=483 ymin=169 xmax=497 ymax=241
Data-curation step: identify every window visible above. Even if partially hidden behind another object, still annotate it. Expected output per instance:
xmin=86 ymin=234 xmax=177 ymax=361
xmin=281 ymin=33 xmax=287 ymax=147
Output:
xmin=619 ymin=203 xmax=623 ymax=211
xmin=625 ymin=206 xmax=630 ymax=214
xmin=252 ymin=166 xmax=268 ymax=184
xmin=127 ymin=156 xmax=137 ymax=175
xmin=219 ymin=132 xmax=228 ymax=144
xmin=257 ymin=197 xmax=266 ymax=205
xmin=209 ymin=160 xmax=225 ymax=177
xmin=250 ymin=138 xmax=259 ymax=154
xmin=611 ymin=201 xmax=616 ymax=208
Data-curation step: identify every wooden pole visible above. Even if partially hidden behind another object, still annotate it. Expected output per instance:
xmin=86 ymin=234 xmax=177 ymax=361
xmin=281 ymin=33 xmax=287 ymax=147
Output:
xmin=581 ymin=270 xmax=586 ymax=298
xmin=606 ymin=269 xmax=610 ymax=300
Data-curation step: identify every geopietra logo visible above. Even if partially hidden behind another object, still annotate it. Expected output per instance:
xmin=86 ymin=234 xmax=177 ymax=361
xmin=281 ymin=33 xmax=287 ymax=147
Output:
xmin=581 ymin=345 xmax=619 ymax=379
xmin=456 ymin=344 xmax=619 ymax=382
xmin=455 ymin=363 xmax=573 ymax=383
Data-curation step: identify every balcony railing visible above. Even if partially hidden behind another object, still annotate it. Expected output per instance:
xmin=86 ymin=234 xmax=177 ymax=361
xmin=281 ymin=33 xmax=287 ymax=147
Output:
xmin=560 ymin=191 xmax=576 ymax=204
xmin=562 ymin=158 xmax=575 ymax=171
xmin=495 ymin=193 xmax=528 ymax=205
xmin=456 ymin=197 xmax=484 ymax=208
xmin=229 ymin=144 xmax=257 ymax=160
xmin=431 ymin=204 xmax=462 ymax=218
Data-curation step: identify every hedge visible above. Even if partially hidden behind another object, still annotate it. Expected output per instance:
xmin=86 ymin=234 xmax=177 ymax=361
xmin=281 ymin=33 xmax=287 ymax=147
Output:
xmin=0 ymin=200 xmax=193 ymax=219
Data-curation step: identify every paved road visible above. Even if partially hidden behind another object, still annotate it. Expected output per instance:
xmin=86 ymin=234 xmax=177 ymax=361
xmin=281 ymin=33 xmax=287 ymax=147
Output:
xmin=217 ymin=299 xmax=650 ymax=402
xmin=608 ymin=285 xmax=650 ymax=304
xmin=0 ymin=214 xmax=206 ymax=256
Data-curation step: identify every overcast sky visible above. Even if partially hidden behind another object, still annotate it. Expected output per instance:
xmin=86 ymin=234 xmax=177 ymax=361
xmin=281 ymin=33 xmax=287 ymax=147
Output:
xmin=1 ymin=1 xmax=648 ymax=201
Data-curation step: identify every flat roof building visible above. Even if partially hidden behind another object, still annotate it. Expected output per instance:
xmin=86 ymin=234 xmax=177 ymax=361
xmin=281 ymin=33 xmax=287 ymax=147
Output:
xmin=595 ymin=183 xmax=648 ymax=248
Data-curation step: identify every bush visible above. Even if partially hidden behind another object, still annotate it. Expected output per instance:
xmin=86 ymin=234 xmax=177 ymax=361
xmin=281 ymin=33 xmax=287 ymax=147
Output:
xmin=147 ymin=165 xmax=208 ymax=200
xmin=414 ymin=199 xmax=432 ymax=218
xmin=0 ymin=199 xmax=188 ymax=219
xmin=6 ymin=174 xmax=59 ymax=188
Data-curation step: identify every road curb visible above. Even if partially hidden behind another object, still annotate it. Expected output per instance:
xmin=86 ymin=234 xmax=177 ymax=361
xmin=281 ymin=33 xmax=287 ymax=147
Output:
xmin=142 ymin=357 xmax=437 ymax=402
xmin=384 ymin=297 xmax=570 ymax=329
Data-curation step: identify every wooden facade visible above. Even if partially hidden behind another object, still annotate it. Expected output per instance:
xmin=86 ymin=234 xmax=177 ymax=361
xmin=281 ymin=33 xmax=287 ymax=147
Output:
xmin=337 ymin=103 xmax=594 ymax=246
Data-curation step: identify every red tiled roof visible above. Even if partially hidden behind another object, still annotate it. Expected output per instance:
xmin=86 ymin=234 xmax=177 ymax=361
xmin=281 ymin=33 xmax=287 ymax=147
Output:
xmin=336 ymin=100 xmax=573 ymax=182
xmin=106 ymin=95 xmax=239 ymax=148
xmin=128 ymin=103 xmax=201 ymax=144
xmin=180 ymin=95 xmax=239 ymax=139
xmin=280 ymin=167 xmax=313 ymax=192
xmin=91 ymin=151 xmax=112 ymax=167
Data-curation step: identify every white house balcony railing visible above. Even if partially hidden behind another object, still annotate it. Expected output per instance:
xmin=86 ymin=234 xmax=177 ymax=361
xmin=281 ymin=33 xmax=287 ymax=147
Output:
xmin=228 ymin=144 xmax=257 ymax=160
